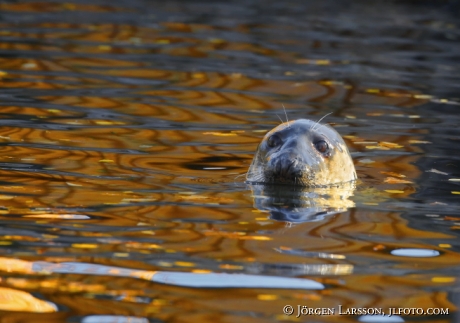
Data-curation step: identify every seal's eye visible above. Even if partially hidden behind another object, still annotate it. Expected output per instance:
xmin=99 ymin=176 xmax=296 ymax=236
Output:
xmin=314 ymin=140 xmax=329 ymax=154
xmin=267 ymin=134 xmax=281 ymax=148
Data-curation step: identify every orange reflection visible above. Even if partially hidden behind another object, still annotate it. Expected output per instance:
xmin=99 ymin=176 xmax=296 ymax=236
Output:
xmin=0 ymin=287 xmax=56 ymax=312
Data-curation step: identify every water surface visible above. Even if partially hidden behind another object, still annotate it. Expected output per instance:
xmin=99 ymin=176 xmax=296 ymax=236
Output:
xmin=0 ymin=0 xmax=460 ymax=322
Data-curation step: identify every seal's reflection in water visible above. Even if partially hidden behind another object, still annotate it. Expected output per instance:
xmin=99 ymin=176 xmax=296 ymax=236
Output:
xmin=249 ymin=181 xmax=355 ymax=223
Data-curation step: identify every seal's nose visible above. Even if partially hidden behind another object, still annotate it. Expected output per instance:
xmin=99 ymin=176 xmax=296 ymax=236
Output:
xmin=271 ymin=152 xmax=303 ymax=182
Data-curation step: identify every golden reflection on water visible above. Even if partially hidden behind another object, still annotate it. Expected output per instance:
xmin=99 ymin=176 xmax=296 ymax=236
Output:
xmin=0 ymin=287 xmax=56 ymax=312
xmin=0 ymin=1 xmax=458 ymax=322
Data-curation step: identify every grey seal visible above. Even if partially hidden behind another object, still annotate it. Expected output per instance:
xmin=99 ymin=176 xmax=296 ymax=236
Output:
xmin=246 ymin=119 xmax=357 ymax=187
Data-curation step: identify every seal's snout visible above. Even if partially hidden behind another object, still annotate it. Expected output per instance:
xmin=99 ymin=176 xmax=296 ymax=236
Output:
xmin=269 ymin=152 xmax=304 ymax=183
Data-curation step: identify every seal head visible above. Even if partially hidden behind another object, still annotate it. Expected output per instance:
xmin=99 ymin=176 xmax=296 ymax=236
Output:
xmin=246 ymin=119 xmax=357 ymax=187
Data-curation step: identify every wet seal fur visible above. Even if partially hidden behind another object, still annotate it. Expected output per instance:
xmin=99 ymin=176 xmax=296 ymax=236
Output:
xmin=246 ymin=119 xmax=357 ymax=187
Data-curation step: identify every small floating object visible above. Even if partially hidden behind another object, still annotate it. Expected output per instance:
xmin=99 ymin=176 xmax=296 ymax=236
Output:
xmin=359 ymin=315 xmax=404 ymax=322
xmin=82 ymin=316 xmax=149 ymax=323
xmin=151 ymin=271 xmax=324 ymax=289
xmin=391 ymin=248 xmax=440 ymax=258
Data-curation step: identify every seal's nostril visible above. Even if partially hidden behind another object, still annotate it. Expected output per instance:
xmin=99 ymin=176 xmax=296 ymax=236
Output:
xmin=272 ymin=157 xmax=302 ymax=181
xmin=275 ymin=161 xmax=281 ymax=175
xmin=283 ymin=160 xmax=294 ymax=177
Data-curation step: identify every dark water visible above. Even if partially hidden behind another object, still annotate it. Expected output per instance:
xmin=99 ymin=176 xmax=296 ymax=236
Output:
xmin=0 ymin=0 xmax=460 ymax=322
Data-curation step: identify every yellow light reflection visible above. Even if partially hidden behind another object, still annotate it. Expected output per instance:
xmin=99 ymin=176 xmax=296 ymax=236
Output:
xmin=0 ymin=287 xmax=56 ymax=312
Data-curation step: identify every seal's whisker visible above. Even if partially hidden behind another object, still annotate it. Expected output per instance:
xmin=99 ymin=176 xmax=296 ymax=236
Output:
xmin=251 ymin=178 xmax=266 ymax=184
xmin=246 ymin=170 xmax=266 ymax=183
xmin=234 ymin=173 xmax=247 ymax=183
xmin=247 ymin=169 xmax=264 ymax=177
xmin=282 ymin=104 xmax=290 ymax=127
xmin=275 ymin=114 xmax=284 ymax=124
xmin=312 ymin=112 xmax=333 ymax=131
xmin=254 ymin=173 xmax=267 ymax=182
